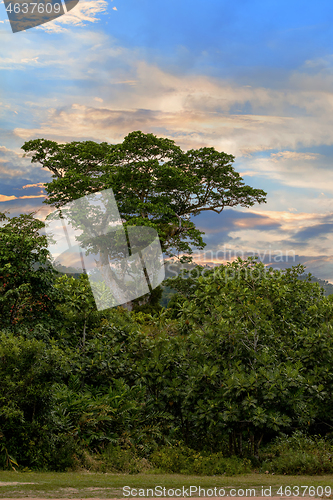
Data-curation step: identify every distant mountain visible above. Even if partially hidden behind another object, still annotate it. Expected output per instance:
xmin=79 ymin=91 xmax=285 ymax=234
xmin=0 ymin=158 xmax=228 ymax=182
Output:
xmin=298 ymin=274 xmax=333 ymax=297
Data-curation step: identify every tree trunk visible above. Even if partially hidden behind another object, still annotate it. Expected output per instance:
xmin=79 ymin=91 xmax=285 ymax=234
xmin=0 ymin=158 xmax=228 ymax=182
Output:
xmin=82 ymin=314 xmax=86 ymax=346
xmin=254 ymin=432 xmax=264 ymax=458
xmin=238 ymin=432 xmax=243 ymax=456
xmin=229 ymin=433 xmax=233 ymax=455
xmin=249 ymin=433 xmax=255 ymax=456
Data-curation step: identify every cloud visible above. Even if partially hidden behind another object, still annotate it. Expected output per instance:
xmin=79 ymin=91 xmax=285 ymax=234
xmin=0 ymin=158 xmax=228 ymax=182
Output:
xmin=3 ymin=30 xmax=333 ymax=170
xmin=36 ymin=0 xmax=108 ymax=32
xmin=270 ymin=151 xmax=321 ymax=161
xmin=9 ymin=51 xmax=333 ymax=236
xmin=14 ymin=106 xmax=162 ymax=143
xmin=3 ymin=33 xmax=333 ymax=283
xmin=0 ymin=194 xmax=46 ymax=202
xmin=292 ymin=222 xmax=333 ymax=242
xmin=240 ymin=152 xmax=333 ymax=194
xmin=0 ymin=26 xmax=116 ymax=77
xmin=0 ymin=198 xmax=52 ymax=220
xmin=0 ymin=146 xmax=33 ymax=178
xmin=0 ymin=144 xmax=52 ymax=207
xmin=6 ymin=55 xmax=333 ymax=161
xmin=20 ymin=57 xmax=39 ymax=64
xmin=248 ymin=189 xmax=333 ymax=218
xmin=191 ymin=208 xmax=333 ymax=262
xmin=0 ymin=195 xmax=16 ymax=202
xmin=194 ymin=208 xmax=281 ymax=234
xmin=185 ymin=208 xmax=333 ymax=281
xmin=21 ymin=182 xmax=46 ymax=189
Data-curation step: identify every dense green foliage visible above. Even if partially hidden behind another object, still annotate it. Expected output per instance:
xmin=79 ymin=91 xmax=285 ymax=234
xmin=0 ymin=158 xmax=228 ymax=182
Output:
xmin=261 ymin=431 xmax=333 ymax=474
xmin=1 ymin=210 xmax=333 ymax=473
xmin=150 ymin=444 xmax=252 ymax=475
xmin=1 ymin=134 xmax=333 ymax=473
xmin=0 ymin=211 xmax=61 ymax=329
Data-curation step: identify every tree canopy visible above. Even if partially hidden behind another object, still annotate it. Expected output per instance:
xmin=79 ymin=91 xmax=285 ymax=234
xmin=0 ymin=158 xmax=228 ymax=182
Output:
xmin=22 ymin=131 xmax=267 ymax=264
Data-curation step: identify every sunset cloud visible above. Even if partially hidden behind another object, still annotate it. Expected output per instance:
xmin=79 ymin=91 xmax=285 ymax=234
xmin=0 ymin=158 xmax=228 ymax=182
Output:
xmin=21 ymin=182 xmax=46 ymax=189
xmin=1 ymin=0 xmax=333 ymax=283
xmin=10 ymin=58 xmax=333 ymax=159
xmin=0 ymin=194 xmax=46 ymax=202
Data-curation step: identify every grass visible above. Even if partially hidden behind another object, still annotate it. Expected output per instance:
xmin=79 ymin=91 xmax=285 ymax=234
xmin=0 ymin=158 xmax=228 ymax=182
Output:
xmin=0 ymin=472 xmax=332 ymax=498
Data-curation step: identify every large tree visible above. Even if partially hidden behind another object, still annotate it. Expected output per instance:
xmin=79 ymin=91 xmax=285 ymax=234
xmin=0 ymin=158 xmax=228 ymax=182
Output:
xmin=22 ymin=131 xmax=267 ymax=309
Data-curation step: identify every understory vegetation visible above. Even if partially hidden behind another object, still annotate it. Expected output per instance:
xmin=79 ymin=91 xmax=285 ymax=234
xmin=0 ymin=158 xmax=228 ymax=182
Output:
xmin=1 ymin=212 xmax=333 ymax=475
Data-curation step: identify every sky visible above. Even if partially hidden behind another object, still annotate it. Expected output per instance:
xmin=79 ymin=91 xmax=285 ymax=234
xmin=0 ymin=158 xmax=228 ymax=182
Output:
xmin=1 ymin=0 xmax=333 ymax=281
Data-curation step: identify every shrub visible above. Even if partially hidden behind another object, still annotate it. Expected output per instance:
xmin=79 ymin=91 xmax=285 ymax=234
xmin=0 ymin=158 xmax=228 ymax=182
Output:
xmin=262 ymin=450 xmax=333 ymax=475
xmin=150 ymin=444 xmax=252 ymax=475
xmin=261 ymin=431 xmax=333 ymax=475
xmin=99 ymin=445 xmax=152 ymax=473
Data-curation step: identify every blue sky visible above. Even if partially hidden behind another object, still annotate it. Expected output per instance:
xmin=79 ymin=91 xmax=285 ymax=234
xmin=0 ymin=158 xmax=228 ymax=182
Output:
xmin=1 ymin=0 xmax=333 ymax=281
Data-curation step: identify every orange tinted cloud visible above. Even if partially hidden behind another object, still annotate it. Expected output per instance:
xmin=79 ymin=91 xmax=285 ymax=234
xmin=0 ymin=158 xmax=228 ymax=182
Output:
xmin=0 ymin=194 xmax=46 ymax=202
xmin=21 ymin=182 xmax=46 ymax=189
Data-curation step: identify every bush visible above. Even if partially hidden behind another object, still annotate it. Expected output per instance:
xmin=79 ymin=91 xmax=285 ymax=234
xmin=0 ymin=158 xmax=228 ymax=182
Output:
xmin=150 ymin=444 xmax=252 ymax=475
xmin=0 ymin=332 xmax=70 ymax=470
xmin=87 ymin=445 xmax=152 ymax=473
xmin=101 ymin=445 xmax=151 ymax=474
xmin=263 ymin=450 xmax=333 ymax=475
xmin=261 ymin=431 xmax=333 ymax=475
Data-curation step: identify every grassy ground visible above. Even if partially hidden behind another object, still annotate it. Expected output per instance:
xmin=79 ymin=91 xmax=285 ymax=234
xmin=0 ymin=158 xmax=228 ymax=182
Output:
xmin=0 ymin=472 xmax=332 ymax=498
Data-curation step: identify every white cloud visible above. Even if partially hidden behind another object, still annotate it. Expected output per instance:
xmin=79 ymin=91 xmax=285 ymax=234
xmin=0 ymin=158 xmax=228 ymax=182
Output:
xmin=270 ymin=151 xmax=321 ymax=162
xmin=36 ymin=0 xmax=108 ymax=32
xmin=0 ymin=146 xmax=30 ymax=177
xmin=20 ymin=57 xmax=39 ymax=64
xmin=6 ymin=55 xmax=333 ymax=158
xmin=239 ymin=153 xmax=333 ymax=194
xmin=202 ymin=209 xmax=333 ymax=260
xmin=4 ymin=37 xmax=333 ymax=255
